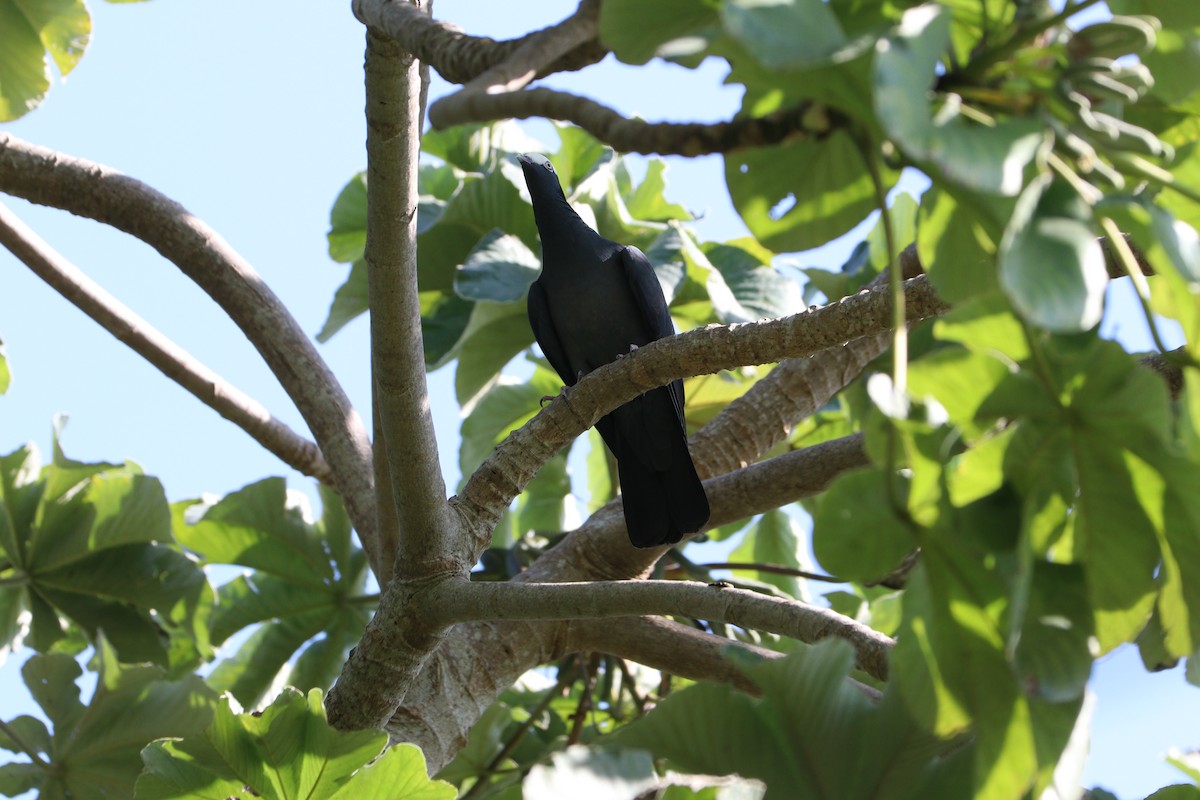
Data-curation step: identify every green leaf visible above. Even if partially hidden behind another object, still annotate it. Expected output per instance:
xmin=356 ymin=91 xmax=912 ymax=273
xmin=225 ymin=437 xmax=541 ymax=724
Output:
xmin=917 ymin=188 xmax=998 ymax=304
xmin=320 ymin=132 xmax=538 ymax=343
xmin=1148 ymin=787 xmax=1200 ymax=800
xmin=0 ymin=337 xmax=9 ymax=394
xmin=991 ymin=339 xmax=1173 ymax=651
xmin=598 ymin=0 xmax=719 ymax=65
xmin=327 ymin=744 xmax=456 ymax=800
xmin=0 ymin=0 xmax=91 ymax=121
xmin=327 ymin=172 xmax=368 ymax=263
xmin=173 ymin=481 xmax=370 ymax=707
xmin=585 ymin=428 xmax=616 ymax=514
xmin=177 ymin=479 xmax=331 ymax=587
xmin=933 ymin=293 xmax=1029 ymax=363
xmin=422 ymin=120 xmax=544 ymax=173
xmin=451 ymin=301 xmax=535 ymax=408
xmin=453 ymin=229 xmax=541 ymax=303
xmin=5 ymin=636 xmax=216 ymax=800
xmin=721 ymin=0 xmax=850 ymax=70
xmin=702 ymin=239 xmax=802 ymax=320
xmin=730 ymin=510 xmax=811 ymax=600
xmin=549 ymin=123 xmax=610 ymax=190
xmin=317 ymin=259 xmax=368 ymax=342
xmin=907 ymin=346 xmax=1011 ymax=438
xmin=515 ymin=453 xmax=573 ymax=535
xmin=1014 ymin=564 xmax=1094 ymax=703
xmin=1167 ymin=746 xmax=1200 ymax=784
xmin=998 ymin=177 xmax=1107 ymax=333
xmin=460 ymin=366 xmax=563 ymax=481
xmin=725 ymin=129 xmax=893 ymax=252
xmin=615 ymin=640 xmax=948 ymax=798
xmin=812 ymin=468 xmax=916 ymax=583
xmin=626 ymin=160 xmax=692 ymax=222
xmin=0 ymin=441 xmax=210 ymax=668
xmin=1108 ymin=1 xmax=1200 ymax=104
xmin=419 ymin=289 xmax=474 ymax=365
xmin=874 ymin=5 xmax=1042 ymax=195
xmin=136 ymin=688 xmax=452 ymax=800
xmin=895 ymin=535 xmax=1040 ymax=800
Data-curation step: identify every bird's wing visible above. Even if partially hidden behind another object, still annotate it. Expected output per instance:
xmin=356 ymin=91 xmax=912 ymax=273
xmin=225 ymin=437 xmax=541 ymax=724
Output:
xmin=619 ymin=245 xmax=675 ymax=340
xmin=527 ymin=280 xmax=576 ymax=388
xmin=619 ymin=246 xmax=686 ymax=422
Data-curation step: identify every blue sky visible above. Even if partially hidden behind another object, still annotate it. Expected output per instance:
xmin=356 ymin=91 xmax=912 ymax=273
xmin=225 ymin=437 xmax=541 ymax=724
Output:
xmin=0 ymin=1 xmax=1196 ymax=796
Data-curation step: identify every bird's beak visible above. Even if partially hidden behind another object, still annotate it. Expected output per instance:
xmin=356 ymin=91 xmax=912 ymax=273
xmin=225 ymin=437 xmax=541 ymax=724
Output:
xmin=516 ymin=153 xmax=532 ymax=166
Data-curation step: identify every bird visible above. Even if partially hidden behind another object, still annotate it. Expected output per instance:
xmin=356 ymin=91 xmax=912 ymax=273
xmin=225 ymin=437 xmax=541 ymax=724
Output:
xmin=517 ymin=152 xmax=710 ymax=548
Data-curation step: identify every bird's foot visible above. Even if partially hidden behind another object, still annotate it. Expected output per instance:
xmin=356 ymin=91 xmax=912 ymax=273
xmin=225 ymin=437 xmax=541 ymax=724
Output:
xmin=540 ymin=384 xmax=570 ymax=407
xmin=616 ymin=344 xmax=640 ymax=360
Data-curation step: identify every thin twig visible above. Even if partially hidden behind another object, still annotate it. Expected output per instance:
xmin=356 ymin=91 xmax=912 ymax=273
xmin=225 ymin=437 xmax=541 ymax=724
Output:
xmin=567 ymin=653 xmax=599 ymax=745
xmin=693 ymin=562 xmax=845 ymax=583
xmin=460 ymin=668 xmax=573 ymax=800
xmin=0 ymin=201 xmax=332 ymax=482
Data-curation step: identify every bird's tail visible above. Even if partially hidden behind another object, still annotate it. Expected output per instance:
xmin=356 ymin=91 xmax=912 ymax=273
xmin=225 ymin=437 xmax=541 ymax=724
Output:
xmin=618 ymin=430 xmax=710 ymax=548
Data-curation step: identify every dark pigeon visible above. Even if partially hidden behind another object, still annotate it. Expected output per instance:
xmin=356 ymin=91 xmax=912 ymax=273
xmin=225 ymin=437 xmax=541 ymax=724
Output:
xmin=517 ymin=152 xmax=710 ymax=548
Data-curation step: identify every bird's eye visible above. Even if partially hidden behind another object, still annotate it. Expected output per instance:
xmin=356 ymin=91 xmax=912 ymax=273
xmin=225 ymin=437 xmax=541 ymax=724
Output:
xmin=543 ymin=163 xmax=553 ymax=170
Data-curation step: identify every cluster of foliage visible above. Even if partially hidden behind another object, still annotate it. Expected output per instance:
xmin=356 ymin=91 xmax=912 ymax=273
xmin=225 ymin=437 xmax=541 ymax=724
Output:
xmin=2 ymin=0 xmax=1200 ymax=799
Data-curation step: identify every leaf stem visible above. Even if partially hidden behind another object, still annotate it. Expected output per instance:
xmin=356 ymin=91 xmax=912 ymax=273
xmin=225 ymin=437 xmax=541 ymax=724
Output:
xmin=860 ymin=134 xmax=910 ymax=524
xmin=1098 ymin=215 xmax=1177 ymax=359
xmin=0 ymin=718 xmax=51 ymax=772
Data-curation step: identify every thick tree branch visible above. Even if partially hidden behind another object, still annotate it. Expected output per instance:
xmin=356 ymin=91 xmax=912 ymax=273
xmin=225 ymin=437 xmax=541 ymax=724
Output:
xmin=351 ymin=0 xmax=607 ymax=85
xmin=430 ymin=86 xmax=835 ymax=156
xmin=0 ymin=133 xmax=380 ymax=577
xmin=568 ymin=616 xmax=881 ymax=700
xmin=451 ymin=276 xmax=947 ymax=548
xmin=427 ymin=0 xmax=599 ymax=130
xmin=568 ymin=616 xmax=774 ymax=696
xmin=522 ymin=434 xmax=868 ymax=583
xmin=0 ymin=202 xmax=331 ymax=482
xmin=690 ymin=338 xmax=887 ymax=477
xmin=428 ymin=578 xmax=891 ymax=681
xmin=362 ymin=27 xmax=456 ymax=580
xmin=691 ymin=245 xmax=922 ymax=478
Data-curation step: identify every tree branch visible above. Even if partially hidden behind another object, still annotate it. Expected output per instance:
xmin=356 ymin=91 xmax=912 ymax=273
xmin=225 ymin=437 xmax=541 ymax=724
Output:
xmin=427 ymin=0 xmax=600 ymax=130
xmin=567 ymin=616 xmax=770 ymax=696
xmin=0 ymin=133 xmax=380 ymax=578
xmin=521 ymin=434 xmax=868 ymax=583
xmin=568 ymin=616 xmax=881 ymax=701
xmin=691 ymin=245 xmax=922 ymax=478
xmin=0 ymin=202 xmax=332 ymax=482
xmin=430 ymin=86 xmax=836 ymax=156
xmin=362 ymin=25 xmax=456 ymax=581
xmin=429 ymin=578 xmax=891 ymax=681
xmin=351 ymin=0 xmax=607 ymax=85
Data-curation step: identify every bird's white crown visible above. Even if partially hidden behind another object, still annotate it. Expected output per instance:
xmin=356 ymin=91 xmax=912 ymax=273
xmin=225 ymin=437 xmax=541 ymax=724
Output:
xmin=523 ymin=152 xmax=553 ymax=168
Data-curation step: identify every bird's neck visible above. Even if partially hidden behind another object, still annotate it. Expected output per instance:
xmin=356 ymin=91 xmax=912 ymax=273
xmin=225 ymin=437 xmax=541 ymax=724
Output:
xmin=531 ymin=193 xmax=606 ymax=262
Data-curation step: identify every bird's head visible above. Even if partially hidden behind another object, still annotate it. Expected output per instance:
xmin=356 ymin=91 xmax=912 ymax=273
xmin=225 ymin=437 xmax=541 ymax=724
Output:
xmin=517 ymin=152 xmax=565 ymax=200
